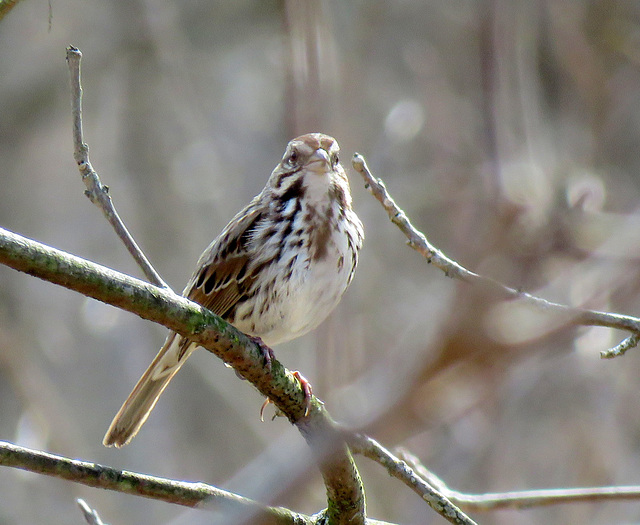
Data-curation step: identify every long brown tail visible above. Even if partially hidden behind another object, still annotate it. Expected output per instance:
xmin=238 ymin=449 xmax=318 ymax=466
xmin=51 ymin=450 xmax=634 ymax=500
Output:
xmin=103 ymin=333 xmax=196 ymax=447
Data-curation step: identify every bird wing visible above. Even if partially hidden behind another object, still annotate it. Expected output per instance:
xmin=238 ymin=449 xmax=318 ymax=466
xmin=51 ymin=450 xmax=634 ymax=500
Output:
xmin=185 ymin=200 xmax=264 ymax=318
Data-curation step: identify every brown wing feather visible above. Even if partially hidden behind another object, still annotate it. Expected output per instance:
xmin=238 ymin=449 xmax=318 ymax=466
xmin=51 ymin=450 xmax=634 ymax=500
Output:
xmin=185 ymin=200 xmax=264 ymax=319
xmin=188 ymin=253 xmax=253 ymax=318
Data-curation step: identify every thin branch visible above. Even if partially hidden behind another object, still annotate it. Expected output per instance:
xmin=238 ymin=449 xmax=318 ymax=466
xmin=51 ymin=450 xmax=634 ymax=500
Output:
xmin=0 ymin=441 xmax=302 ymax=524
xmin=454 ymin=486 xmax=640 ymax=510
xmin=351 ymin=433 xmax=640 ymax=513
xmin=351 ymin=153 xmax=640 ymax=354
xmin=347 ymin=433 xmax=477 ymax=525
xmin=65 ymin=46 xmax=168 ymax=289
xmin=77 ymin=499 xmax=108 ymax=525
xmin=399 ymin=449 xmax=640 ymax=510
xmin=0 ymin=226 xmax=370 ymax=525
xmin=601 ymin=333 xmax=639 ymax=359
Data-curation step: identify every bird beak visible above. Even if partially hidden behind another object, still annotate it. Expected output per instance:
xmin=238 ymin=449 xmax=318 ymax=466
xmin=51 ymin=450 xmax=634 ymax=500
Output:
xmin=306 ymin=148 xmax=332 ymax=173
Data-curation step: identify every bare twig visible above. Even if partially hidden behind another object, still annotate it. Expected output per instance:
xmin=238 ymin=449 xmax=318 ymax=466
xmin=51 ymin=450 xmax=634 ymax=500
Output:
xmin=601 ymin=333 xmax=639 ymax=359
xmin=352 ymin=153 xmax=640 ymax=355
xmin=77 ymin=499 xmax=108 ymax=525
xmin=453 ymin=485 xmax=640 ymax=510
xmin=350 ymin=434 xmax=640 ymax=513
xmin=399 ymin=449 xmax=640 ymax=510
xmin=65 ymin=46 xmax=168 ymax=289
xmin=347 ymin=433 xmax=477 ymax=525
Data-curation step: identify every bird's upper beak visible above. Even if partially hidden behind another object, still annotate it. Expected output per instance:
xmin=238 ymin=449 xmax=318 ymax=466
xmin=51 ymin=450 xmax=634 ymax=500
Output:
xmin=306 ymin=148 xmax=332 ymax=173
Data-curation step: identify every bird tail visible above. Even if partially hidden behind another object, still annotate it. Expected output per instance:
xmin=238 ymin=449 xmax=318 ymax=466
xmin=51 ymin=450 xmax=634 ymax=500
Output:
xmin=103 ymin=333 xmax=195 ymax=447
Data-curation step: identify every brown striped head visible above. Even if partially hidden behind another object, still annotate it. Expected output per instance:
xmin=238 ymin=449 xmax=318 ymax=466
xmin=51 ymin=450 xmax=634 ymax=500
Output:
xmin=270 ymin=133 xmax=343 ymax=189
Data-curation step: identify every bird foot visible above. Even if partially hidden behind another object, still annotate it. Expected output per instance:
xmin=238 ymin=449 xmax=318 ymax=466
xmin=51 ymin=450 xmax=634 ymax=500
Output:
xmin=259 ymin=370 xmax=315 ymax=421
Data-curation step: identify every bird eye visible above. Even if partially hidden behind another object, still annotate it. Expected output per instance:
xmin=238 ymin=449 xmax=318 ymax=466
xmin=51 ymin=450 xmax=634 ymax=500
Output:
xmin=332 ymin=153 xmax=339 ymax=167
xmin=287 ymin=150 xmax=298 ymax=166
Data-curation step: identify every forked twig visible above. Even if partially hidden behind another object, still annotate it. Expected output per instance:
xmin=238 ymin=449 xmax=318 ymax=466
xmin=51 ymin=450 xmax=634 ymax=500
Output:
xmin=65 ymin=46 xmax=169 ymax=289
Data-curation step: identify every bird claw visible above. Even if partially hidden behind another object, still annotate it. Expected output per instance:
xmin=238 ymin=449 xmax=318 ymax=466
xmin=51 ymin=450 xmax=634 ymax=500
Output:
xmin=259 ymin=370 xmax=314 ymax=421
xmin=250 ymin=336 xmax=275 ymax=371
xmin=292 ymin=370 xmax=313 ymax=417
xmin=260 ymin=397 xmax=273 ymax=422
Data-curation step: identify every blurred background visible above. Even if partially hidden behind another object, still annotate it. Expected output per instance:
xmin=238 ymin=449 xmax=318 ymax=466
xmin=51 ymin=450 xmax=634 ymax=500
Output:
xmin=2 ymin=0 xmax=640 ymax=523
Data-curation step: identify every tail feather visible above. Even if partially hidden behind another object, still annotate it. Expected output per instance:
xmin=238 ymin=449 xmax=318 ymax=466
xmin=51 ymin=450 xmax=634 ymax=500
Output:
xmin=103 ymin=333 xmax=196 ymax=448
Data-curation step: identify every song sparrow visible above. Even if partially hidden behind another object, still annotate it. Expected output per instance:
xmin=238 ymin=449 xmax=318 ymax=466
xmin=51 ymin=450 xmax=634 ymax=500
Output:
xmin=103 ymin=133 xmax=364 ymax=447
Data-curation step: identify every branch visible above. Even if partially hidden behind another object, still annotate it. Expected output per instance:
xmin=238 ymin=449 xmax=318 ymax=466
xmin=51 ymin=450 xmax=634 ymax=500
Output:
xmin=351 ymin=432 xmax=640 ymax=513
xmin=351 ymin=153 xmax=640 ymax=353
xmin=399 ymin=449 xmax=640 ymax=510
xmin=601 ymin=333 xmax=639 ymax=359
xmin=77 ymin=499 xmax=108 ymax=525
xmin=0 ymin=226 xmax=371 ymax=525
xmin=0 ymin=440 xmax=398 ymax=524
xmin=347 ymin=434 xmax=476 ymax=525
xmin=351 ymin=153 xmax=640 ymax=513
xmin=65 ymin=46 xmax=168 ymax=289
xmin=0 ymin=440 xmax=304 ymax=524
